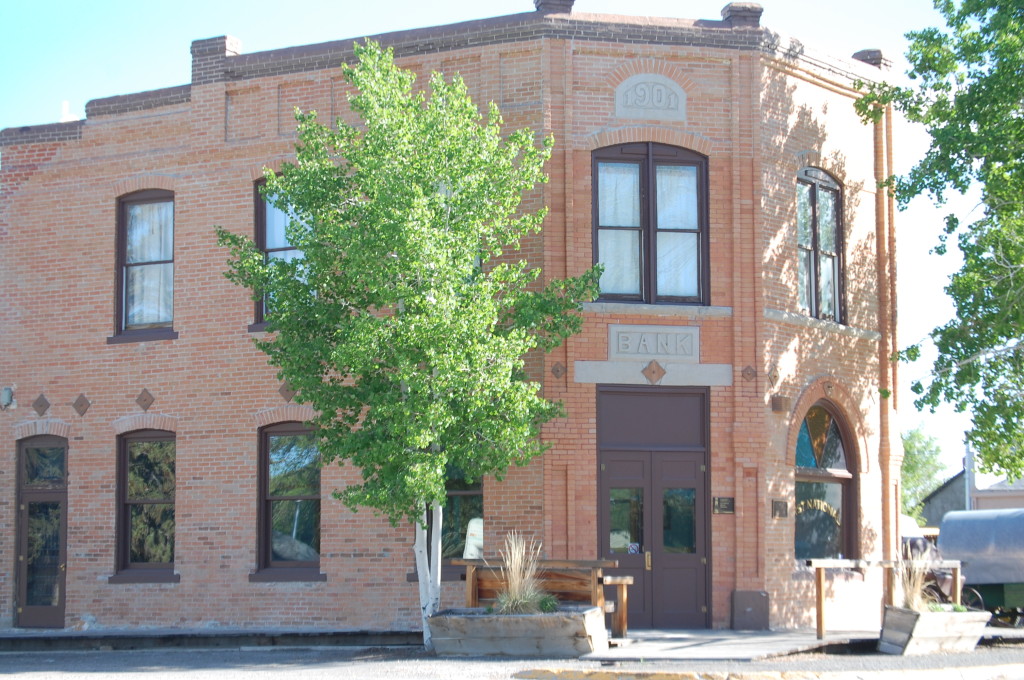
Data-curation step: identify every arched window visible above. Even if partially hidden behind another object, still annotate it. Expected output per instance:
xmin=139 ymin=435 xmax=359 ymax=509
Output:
xmin=796 ymin=168 xmax=843 ymax=322
xmin=794 ymin=404 xmax=855 ymax=559
xmin=593 ymin=143 xmax=709 ymax=304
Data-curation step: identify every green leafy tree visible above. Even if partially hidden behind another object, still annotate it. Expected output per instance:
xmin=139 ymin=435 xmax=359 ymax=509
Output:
xmin=217 ymin=41 xmax=600 ymax=647
xmin=900 ymin=428 xmax=946 ymax=522
xmin=856 ymin=0 xmax=1024 ymax=480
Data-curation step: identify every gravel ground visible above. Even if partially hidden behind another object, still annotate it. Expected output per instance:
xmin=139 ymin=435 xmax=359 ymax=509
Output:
xmin=2 ymin=640 xmax=1024 ymax=680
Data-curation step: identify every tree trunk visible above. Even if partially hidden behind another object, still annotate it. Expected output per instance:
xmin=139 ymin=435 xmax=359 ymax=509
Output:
xmin=414 ymin=501 xmax=443 ymax=650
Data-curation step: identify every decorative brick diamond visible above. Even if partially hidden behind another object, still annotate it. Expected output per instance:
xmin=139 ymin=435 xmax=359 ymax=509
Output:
xmin=742 ymin=365 xmax=756 ymax=382
xmin=279 ymin=383 xmax=297 ymax=403
xmin=767 ymin=363 xmax=780 ymax=389
xmin=32 ymin=394 xmax=50 ymax=416
xmin=641 ymin=360 xmax=666 ymax=385
xmin=73 ymin=393 xmax=91 ymax=417
xmin=551 ymin=362 xmax=566 ymax=379
xmin=136 ymin=389 xmax=155 ymax=412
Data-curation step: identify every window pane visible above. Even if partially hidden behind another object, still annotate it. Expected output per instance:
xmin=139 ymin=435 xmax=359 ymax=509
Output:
xmin=598 ymin=162 xmax=641 ymax=227
xmin=795 ymin=481 xmax=843 ymax=559
xmin=656 ymin=165 xmax=698 ymax=230
xmin=126 ymin=201 xmax=173 ymax=263
xmin=822 ymin=421 xmax=848 ymax=470
xmin=129 ymin=503 xmax=175 ymax=563
xmin=270 ymin=499 xmax=321 ymax=561
xmin=127 ymin=440 xmax=175 ymax=501
xmin=26 ymin=501 xmax=62 ymax=606
xmin=818 ymin=189 xmax=838 ymax=253
xmin=265 ymin=201 xmax=291 ymax=250
xmin=796 ymin=422 xmax=817 ymax=468
xmin=125 ymin=263 xmax=173 ymax=326
xmin=819 ymin=253 xmax=836 ymax=320
xmin=798 ymin=250 xmax=813 ymax=313
xmin=656 ymin=231 xmax=698 ymax=297
xmin=598 ymin=229 xmax=641 ymax=295
xmin=24 ymin=446 xmax=65 ymax=486
xmin=268 ymin=434 xmax=320 ymax=497
xmin=797 ymin=183 xmax=812 ymax=248
xmin=442 ymin=493 xmax=484 ymax=559
xmin=663 ymin=488 xmax=695 ymax=554
xmin=609 ymin=487 xmax=643 ymax=554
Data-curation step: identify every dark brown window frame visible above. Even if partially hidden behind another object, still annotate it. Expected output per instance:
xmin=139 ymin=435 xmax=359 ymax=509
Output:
xmin=794 ymin=402 xmax=858 ymax=561
xmin=248 ymin=180 xmax=303 ymax=333
xmin=250 ymin=422 xmax=325 ymax=583
xmin=797 ymin=167 xmax=845 ymax=323
xmin=109 ymin=429 xmax=179 ymax=584
xmin=108 ymin=189 xmax=178 ymax=344
xmin=592 ymin=142 xmax=710 ymax=305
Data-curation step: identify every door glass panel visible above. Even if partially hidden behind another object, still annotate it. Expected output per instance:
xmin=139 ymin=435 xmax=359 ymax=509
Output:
xmin=609 ymin=487 xmax=643 ymax=554
xmin=24 ymin=447 xmax=65 ymax=487
xmin=26 ymin=501 xmax=62 ymax=606
xmin=663 ymin=488 xmax=696 ymax=553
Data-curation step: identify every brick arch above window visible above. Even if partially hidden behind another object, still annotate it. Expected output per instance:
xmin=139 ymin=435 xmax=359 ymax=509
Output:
xmin=14 ymin=418 xmax=72 ymax=441
xmin=253 ymin=403 xmax=316 ymax=429
xmin=586 ymin=128 xmax=714 ymax=156
xmin=112 ymin=175 xmax=180 ymax=197
xmin=792 ymin=149 xmax=850 ymax=186
xmin=786 ymin=376 xmax=867 ymax=474
xmin=112 ymin=412 xmax=179 ymax=435
xmin=607 ymin=58 xmax=699 ymax=98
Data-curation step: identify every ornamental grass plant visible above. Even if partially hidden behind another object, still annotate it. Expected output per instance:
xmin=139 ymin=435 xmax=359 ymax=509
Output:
xmin=496 ymin=532 xmax=557 ymax=614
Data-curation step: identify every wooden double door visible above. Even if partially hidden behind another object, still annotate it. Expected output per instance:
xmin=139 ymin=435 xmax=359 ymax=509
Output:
xmin=598 ymin=386 xmax=709 ymax=629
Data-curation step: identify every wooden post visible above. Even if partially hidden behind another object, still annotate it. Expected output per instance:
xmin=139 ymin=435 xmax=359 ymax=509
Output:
xmin=465 ymin=563 xmax=478 ymax=607
xmin=884 ymin=565 xmax=895 ymax=606
xmin=590 ymin=568 xmax=605 ymax=611
xmin=952 ymin=565 xmax=961 ymax=606
xmin=603 ymin=575 xmax=633 ymax=638
xmin=815 ymin=566 xmax=826 ymax=640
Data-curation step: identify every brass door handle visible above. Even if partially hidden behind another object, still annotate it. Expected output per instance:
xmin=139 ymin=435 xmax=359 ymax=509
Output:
xmin=59 ymin=564 xmax=66 ymax=572
xmin=645 ymin=551 xmax=652 ymax=571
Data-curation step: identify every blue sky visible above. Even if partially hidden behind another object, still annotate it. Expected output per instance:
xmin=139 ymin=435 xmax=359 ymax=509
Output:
xmin=0 ymin=0 xmax=973 ymax=471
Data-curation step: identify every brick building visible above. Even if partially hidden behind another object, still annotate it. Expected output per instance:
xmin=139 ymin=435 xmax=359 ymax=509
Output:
xmin=0 ymin=0 xmax=901 ymax=631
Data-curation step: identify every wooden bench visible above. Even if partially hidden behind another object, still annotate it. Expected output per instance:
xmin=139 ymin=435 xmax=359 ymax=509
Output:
xmin=452 ymin=558 xmax=634 ymax=638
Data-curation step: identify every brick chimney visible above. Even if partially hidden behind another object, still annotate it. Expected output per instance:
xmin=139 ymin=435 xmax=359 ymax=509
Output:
xmin=534 ymin=0 xmax=574 ymax=13
xmin=721 ymin=2 xmax=763 ymax=28
xmin=191 ymin=35 xmax=242 ymax=86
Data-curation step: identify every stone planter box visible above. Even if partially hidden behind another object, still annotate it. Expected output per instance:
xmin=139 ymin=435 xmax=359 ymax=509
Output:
xmin=427 ymin=605 xmax=609 ymax=656
xmin=878 ymin=605 xmax=991 ymax=655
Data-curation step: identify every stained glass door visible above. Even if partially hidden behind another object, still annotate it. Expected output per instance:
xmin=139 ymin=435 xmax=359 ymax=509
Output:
xmin=17 ymin=437 xmax=68 ymax=628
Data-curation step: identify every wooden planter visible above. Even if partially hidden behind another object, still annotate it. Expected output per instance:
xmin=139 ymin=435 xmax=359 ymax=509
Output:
xmin=878 ymin=605 xmax=991 ymax=655
xmin=427 ymin=605 xmax=609 ymax=657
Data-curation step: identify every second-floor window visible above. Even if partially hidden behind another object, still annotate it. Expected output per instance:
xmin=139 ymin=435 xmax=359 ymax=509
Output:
xmin=253 ymin=184 xmax=303 ymax=327
xmin=797 ymin=168 xmax=843 ymax=322
xmin=117 ymin=190 xmax=174 ymax=334
xmin=593 ymin=143 xmax=709 ymax=304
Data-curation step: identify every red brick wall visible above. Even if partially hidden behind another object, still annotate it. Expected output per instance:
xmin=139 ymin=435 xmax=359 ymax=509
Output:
xmin=0 ymin=10 xmax=898 ymax=631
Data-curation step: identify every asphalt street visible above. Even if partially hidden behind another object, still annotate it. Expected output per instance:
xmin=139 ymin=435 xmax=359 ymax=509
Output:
xmin=3 ymin=642 xmax=1024 ymax=680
